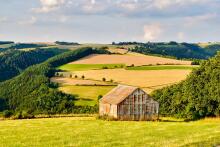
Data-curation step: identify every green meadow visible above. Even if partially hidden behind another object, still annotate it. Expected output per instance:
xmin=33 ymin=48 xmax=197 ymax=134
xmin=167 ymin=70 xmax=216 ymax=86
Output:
xmin=0 ymin=117 xmax=220 ymax=147
xmin=58 ymin=64 xmax=125 ymax=71
xmin=59 ymin=85 xmax=115 ymax=106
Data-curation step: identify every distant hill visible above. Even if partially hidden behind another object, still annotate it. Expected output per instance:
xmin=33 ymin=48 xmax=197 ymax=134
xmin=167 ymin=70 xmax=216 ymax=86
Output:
xmin=55 ymin=41 xmax=80 ymax=46
xmin=130 ymin=42 xmax=220 ymax=60
xmin=152 ymin=52 xmax=220 ymax=120
xmin=0 ymin=48 xmax=66 ymax=82
xmin=0 ymin=41 xmax=14 ymax=45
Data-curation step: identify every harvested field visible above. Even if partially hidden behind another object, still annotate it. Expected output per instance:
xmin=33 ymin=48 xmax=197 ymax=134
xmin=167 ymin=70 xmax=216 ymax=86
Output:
xmin=70 ymin=53 xmax=192 ymax=66
xmin=126 ymin=65 xmax=198 ymax=70
xmin=51 ymin=77 xmax=115 ymax=86
xmin=72 ymin=69 xmax=191 ymax=92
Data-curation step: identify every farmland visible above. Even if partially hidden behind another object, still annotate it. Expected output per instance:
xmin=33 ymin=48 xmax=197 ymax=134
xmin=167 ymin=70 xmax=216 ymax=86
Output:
xmin=71 ymin=53 xmax=192 ymax=66
xmin=70 ymin=69 xmax=191 ymax=92
xmin=59 ymin=85 xmax=115 ymax=106
xmin=0 ymin=117 xmax=220 ymax=147
xmin=58 ymin=64 xmax=124 ymax=71
xmin=54 ymin=52 xmax=194 ymax=105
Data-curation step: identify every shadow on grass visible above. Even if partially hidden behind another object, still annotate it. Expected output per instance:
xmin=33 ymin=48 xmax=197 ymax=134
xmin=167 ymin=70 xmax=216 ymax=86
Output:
xmin=180 ymin=138 xmax=220 ymax=147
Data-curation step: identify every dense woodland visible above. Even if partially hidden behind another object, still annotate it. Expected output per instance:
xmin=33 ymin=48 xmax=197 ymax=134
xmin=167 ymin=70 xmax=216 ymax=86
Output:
xmin=55 ymin=41 xmax=80 ymax=45
xmin=0 ymin=41 xmax=14 ymax=45
xmin=0 ymin=48 xmax=66 ymax=82
xmin=9 ymin=43 xmax=47 ymax=49
xmin=152 ymin=52 xmax=220 ymax=120
xmin=131 ymin=42 xmax=220 ymax=60
xmin=0 ymin=47 xmax=106 ymax=117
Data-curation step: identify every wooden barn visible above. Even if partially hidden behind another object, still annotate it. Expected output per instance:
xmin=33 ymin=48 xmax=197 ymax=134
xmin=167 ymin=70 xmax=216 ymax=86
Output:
xmin=99 ymin=85 xmax=159 ymax=120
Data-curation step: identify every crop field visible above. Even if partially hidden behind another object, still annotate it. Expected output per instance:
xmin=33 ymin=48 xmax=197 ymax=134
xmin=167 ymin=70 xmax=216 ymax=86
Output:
xmin=71 ymin=53 xmax=191 ymax=66
xmin=71 ymin=69 xmax=191 ymax=92
xmin=0 ymin=117 xmax=220 ymax=147
xmin=51 ymin=77 xmax=115 ymax=86
xmin=58 ymin=64 xmax=124 ymax=71
xmin=126 ymin=65 xmax=198 ymax=70
xmin=59 ymin=85 xmax=115 ymax=106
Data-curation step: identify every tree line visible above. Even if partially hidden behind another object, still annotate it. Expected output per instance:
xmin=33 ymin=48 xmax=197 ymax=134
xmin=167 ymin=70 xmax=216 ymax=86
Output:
xmin=131 ymin=42 xmax=220 ymax=60
xmin=152 ymin=52 xmax=220 ymax=120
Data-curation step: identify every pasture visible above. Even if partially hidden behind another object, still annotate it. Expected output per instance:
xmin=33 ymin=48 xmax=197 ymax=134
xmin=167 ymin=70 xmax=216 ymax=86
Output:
xmin=58 ymin=64 xmax=124 ymax=71
xmin=0 ymin=117 xmax=220 ymax=147
xmin=59 ymin=85 xmax=115 ymax=106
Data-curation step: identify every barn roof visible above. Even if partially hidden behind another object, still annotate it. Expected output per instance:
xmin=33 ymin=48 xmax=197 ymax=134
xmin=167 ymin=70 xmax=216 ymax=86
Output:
xmin=100 ymin=85 xmax=139 ymax=105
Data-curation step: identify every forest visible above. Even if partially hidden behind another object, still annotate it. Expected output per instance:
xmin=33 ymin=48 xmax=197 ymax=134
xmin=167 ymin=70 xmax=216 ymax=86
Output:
xmin=152 ymin=52 xmax=220 ymax=120
xmin=0 ymin=48 xmax=66 ymax=82
xmin=131 ymin=42 xmax=220 ymax=59
xmin=0 ymin=47 xmax=105 ymax=118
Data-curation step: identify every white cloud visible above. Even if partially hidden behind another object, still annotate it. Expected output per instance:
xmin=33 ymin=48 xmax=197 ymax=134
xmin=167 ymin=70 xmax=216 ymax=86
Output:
xmin=152 ymin=0 xmax=208 ymax=9
xmin=0 ymin=17 xmax=7 ymax=23
xmin=33 ymin=0 xmax=65 ymax=13
xmin=177 ymin=32 xmax=185 ymax=40
xmin=184 ymin=13 xmax=217 ymax=27
xmin=19 ymin=16 xmax=37 ymax=25
xmin=143 ymin=23 xmax=163 ymax=41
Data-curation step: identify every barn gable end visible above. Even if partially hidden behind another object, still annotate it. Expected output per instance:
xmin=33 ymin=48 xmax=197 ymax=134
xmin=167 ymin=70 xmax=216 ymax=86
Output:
xmin=99 ymin=85 xmax=159 ymax=121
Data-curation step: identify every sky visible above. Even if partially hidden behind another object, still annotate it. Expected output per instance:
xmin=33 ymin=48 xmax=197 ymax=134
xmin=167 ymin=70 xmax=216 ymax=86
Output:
xmin=0 ymin=0 xmax=220 ymax=43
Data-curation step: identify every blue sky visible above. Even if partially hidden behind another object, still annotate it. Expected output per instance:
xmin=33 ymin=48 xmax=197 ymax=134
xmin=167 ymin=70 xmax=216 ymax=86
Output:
xmin=0 ymin=0 xmax=220 ymax=43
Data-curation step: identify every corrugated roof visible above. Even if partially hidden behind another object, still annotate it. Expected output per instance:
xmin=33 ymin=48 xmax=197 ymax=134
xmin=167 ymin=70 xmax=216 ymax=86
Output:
xmin=100 ymin=85 xmax=138 ymax=105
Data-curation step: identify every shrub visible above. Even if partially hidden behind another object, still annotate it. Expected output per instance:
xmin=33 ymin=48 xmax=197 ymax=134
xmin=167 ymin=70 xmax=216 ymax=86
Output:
xmin=2 ymin=110 xmax=13 ymax=118
xmin=102 ymin=78 xmax=106 ymax=82
xmin=82 ymin=75 xmax=85 ymax=79
xmin=98 ymin=95 xmax=103 ymax=100
xmin=74 ymin=75 xmax=78 ymax=78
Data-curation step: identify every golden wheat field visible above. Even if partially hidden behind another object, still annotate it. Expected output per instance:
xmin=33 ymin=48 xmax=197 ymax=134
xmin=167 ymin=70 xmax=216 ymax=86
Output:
xmin=71 ymin=69 xmax=191 ymax=92
xmin=70 ymin=53 xmax=191 ymax=66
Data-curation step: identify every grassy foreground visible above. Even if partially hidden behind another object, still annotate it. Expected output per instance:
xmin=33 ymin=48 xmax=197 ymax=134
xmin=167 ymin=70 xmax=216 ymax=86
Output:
xmin=0 ymin=117 xmax=220 ymax=147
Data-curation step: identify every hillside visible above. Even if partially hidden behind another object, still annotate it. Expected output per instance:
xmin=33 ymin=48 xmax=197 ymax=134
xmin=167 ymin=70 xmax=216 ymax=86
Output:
xmin=131 ymin=42 xmax=220 ymax=60
xmin=0 ymin=48 xmax=66 ymax=82
xmin=54 ymin=51 xmax=195 ymax=106
xmin=0 ymin=47 xmax=101 ymax=115
xmin=152 ymin=52 xmax=220 ymax=120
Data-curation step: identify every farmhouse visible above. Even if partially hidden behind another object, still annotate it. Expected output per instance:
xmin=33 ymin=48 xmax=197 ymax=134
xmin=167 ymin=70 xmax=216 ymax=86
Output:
xmin=99 ymin=85 xmax=159 ymax=120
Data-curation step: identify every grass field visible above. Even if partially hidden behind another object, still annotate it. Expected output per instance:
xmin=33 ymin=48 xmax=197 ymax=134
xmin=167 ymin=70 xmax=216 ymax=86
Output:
xmin=58 ymin=64 xmax=124 ymax=71
xmin=72 ymin=69 xmax=191 ymax=92
xmin=59 ymin=85 xmax=115 ymax=106
xmin=126 ymin=65 xmax=198 ymax=70
xmin=0 ymin=117 xmax=220 ymax=146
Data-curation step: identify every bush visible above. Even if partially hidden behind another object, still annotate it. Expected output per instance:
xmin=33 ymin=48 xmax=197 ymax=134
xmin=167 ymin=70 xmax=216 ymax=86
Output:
xmin=102 ymin=78 xmax=106 ymax=82
xmin=98 ymin=95 xmax=103 ymax=100
xmin=2 ymin=110 xmax=13 ymax=118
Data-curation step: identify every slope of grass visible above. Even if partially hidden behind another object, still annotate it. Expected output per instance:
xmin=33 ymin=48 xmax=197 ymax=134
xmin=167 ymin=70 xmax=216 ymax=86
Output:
xmin=59 ymin=85 xmax=115 ymax=106
xmin=0 ymin=117 xmax=220 ymax=146
xmin=58 ymin=64 xmax=124 ymax=71
xmin=126 ymin=65 xmax=198 ymax=70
